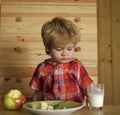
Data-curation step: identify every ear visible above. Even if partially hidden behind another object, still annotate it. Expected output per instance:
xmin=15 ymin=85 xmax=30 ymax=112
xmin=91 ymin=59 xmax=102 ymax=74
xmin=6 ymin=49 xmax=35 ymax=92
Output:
xmin=74 ymin=46 xmax=81 ymax=52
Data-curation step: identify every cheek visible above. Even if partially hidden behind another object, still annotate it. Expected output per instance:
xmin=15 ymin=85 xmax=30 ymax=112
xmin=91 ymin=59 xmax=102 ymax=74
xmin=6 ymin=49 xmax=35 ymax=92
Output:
xmin=68 ymin=50 xmax=74 ymax=55
xmin=50 ymin=51 xmax=60 ymax=58
xmin=53 ymin=52 xmax=61 ymax=58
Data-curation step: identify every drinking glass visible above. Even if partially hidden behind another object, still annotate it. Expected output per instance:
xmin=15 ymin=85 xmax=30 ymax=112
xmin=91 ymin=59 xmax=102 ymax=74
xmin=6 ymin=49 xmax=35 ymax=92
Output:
xmin=87 ymin=84 xmax=104 ymax=109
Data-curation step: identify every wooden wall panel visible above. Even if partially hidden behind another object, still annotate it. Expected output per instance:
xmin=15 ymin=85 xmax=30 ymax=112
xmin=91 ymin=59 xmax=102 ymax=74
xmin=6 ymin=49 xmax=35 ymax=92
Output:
xmin=0 ymin=0 xmax=97 ymax=97
xmin=111 ymin=0 xmax=120 ymax=105
xmin=0 ymin=77 xmax=34 ymax=96
xmin=1 ymin=0 xmax=96 ymax=4
xmin=97 ymin=0 xmax=112 ymax=105
xmin=98 ymin=0 xmax=120 ymax=105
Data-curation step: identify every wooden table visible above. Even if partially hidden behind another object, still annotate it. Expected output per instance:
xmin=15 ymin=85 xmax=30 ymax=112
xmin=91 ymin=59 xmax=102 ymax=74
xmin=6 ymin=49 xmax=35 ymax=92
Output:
xmin=0 ymin=103 xmax=120 ymax=115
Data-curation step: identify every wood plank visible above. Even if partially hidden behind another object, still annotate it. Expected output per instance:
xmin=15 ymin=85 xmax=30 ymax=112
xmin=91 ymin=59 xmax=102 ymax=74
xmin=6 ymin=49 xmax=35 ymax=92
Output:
xmin=0 ymin=42 xmax=48 ymax=65
xmin=0 ymin=65 xmax=35 ymax=78
xmin=1 ymin=0 xmax=96 ymax=4
xmin=111 ymin=0 xmax=120 ymax=105
xmin=97 ymin=0 xmax=112 ymax=104
xmin=0 ymin=2 xmax=1 ymax=33
xmin=0 ymin=77 xmax=34 ymax=96
xmin=1 ymin=4 xmax=96 ymax=15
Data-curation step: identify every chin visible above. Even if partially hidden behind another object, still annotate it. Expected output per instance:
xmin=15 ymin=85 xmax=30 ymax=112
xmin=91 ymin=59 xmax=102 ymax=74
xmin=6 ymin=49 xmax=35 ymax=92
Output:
xmin=59 ymin=60 xmax=70 ymax=64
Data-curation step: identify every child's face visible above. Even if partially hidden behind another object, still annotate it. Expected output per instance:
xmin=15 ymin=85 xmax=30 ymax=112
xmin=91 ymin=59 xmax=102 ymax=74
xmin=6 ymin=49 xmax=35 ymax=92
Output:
xmin=50 ymin=43 xmax=75 ymax=63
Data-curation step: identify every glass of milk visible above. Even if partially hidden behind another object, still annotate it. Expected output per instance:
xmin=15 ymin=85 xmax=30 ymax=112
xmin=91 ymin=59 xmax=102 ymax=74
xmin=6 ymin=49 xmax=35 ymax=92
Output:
xmin=87 ymin=84 xmax=104 ymax=109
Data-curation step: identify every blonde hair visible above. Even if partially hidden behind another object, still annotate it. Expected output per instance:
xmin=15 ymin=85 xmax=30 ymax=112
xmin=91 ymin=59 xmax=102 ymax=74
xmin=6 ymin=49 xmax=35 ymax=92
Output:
xmin=41 ymin=17 xmax=80 ymax=54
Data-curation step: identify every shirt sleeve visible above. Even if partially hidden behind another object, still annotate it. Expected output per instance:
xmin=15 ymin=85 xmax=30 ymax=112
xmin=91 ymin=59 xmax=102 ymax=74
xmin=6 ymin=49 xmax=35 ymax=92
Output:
xmin=79 ymin=63 xmax=93 ymax=97
xmin=80 ymin=63 xmax=93 ymax=88
xmin=29 ymin=64 xmax=43 ymax=90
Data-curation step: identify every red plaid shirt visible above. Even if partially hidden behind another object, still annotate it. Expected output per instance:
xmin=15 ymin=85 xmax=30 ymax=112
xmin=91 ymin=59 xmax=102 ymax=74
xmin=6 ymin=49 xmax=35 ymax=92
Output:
xmin=29 ymin=58 xmax=93 ymax=103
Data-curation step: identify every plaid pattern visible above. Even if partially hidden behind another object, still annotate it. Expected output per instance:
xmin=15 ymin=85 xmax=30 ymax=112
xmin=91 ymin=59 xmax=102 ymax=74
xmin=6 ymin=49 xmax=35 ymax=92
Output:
xmin=29 ymin=58 xmax=93 ymax=102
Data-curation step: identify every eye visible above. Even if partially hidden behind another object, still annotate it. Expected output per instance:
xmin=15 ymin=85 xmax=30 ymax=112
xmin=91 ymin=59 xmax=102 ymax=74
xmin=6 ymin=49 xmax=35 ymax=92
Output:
xmin=67 ymin=47 xmax=74 ymax=51
xmin=55 ymin=47 xmax=62 ymax=51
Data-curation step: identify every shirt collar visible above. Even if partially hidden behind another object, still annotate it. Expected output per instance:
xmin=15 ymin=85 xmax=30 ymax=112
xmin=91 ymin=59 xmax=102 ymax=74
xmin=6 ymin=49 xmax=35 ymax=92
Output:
xmin=44 ymin=58 xmax=78 ymax=65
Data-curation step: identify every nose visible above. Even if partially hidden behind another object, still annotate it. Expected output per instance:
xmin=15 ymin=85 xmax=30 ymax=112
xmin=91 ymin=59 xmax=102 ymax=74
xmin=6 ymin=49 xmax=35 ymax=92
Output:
xmin=61 ymin=49 xmax=67 ymax=56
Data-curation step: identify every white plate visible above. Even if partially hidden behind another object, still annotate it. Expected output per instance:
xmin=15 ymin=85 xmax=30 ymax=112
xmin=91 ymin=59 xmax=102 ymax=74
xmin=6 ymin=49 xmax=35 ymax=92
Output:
xmin=23 ymin=100 xmax=84 ymax=115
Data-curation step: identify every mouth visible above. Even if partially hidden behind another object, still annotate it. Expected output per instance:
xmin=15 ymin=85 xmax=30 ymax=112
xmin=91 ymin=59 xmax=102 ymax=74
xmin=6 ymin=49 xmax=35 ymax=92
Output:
xmin=61 ymin=58 xmax=69 ymax=60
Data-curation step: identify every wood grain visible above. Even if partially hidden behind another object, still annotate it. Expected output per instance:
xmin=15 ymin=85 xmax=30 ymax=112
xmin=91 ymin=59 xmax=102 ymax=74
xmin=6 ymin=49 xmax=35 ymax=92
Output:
xmin=0 ymin=0 xmax=97 ymax=98
xmin=111 ymin=0 xmax=120 ymax=105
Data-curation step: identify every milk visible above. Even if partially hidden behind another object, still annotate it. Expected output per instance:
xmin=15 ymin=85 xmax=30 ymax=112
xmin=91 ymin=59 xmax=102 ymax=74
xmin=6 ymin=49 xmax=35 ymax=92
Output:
xmin=87 ymin=84 xmax=104 ymax=109
xmin=88 ymin=93 xmax=104 ymax=108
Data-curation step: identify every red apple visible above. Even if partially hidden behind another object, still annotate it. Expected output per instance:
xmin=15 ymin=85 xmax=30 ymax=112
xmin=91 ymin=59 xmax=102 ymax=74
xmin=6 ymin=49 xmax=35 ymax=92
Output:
xmin=2 ymin=89 xmax=26 ymax=110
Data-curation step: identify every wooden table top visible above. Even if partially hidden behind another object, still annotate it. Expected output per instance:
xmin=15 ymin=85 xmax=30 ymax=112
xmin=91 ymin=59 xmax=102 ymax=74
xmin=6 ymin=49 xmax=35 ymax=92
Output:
xmin=0 ymin=103 xmax=120 ymax=115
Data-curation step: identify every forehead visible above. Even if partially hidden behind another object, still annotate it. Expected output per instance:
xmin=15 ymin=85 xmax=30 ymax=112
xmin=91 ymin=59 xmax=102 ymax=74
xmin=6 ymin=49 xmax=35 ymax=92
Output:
xmin=53 ymin=43 xmax=75 ymax=48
